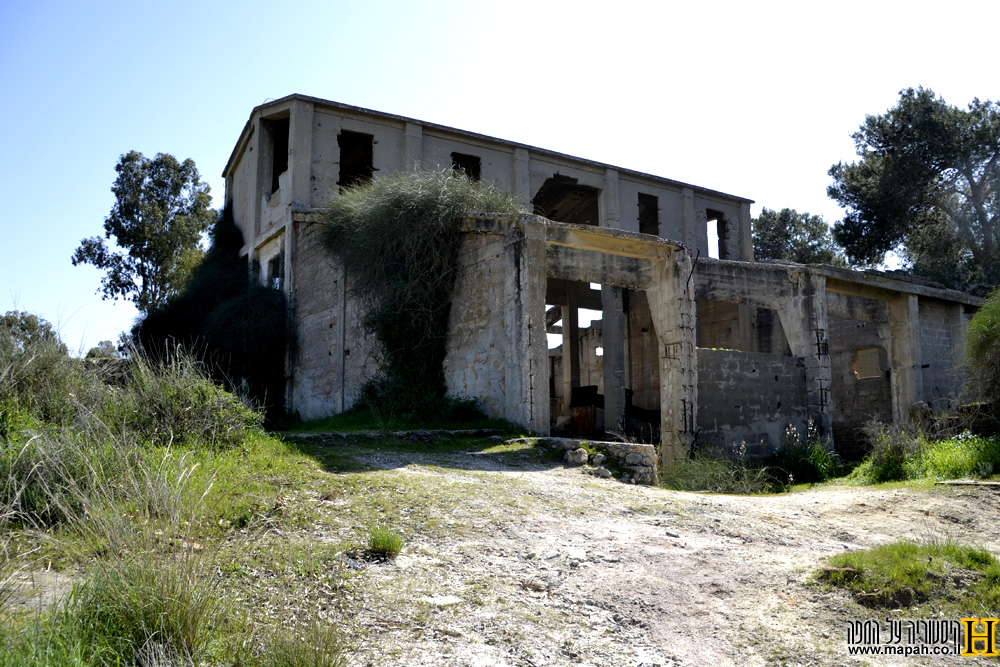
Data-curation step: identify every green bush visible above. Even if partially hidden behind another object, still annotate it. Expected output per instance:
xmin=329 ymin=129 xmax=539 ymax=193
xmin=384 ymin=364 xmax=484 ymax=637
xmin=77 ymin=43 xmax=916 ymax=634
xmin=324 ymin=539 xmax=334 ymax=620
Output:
xmin=967 ymin=285 xmax=1000 ymax=424
xmin=323 ymin=168 xmax=524 ymax=419
xmin=912 ymin=431 xmax=1000 ymax=479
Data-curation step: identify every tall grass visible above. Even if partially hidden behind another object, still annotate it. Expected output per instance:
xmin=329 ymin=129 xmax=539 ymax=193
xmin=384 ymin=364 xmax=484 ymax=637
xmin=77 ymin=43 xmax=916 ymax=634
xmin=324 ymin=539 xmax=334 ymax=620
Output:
xmin=0 ymin=314 xmax=347 ymax=666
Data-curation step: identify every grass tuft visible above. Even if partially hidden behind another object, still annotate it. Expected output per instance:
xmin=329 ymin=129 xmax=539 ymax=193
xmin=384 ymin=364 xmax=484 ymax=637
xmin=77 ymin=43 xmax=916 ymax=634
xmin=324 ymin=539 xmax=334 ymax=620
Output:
xmin=366 ymin=524 xmax=404 ymax=560
xmin=818 ymin=539 xmax=1000 ymax=615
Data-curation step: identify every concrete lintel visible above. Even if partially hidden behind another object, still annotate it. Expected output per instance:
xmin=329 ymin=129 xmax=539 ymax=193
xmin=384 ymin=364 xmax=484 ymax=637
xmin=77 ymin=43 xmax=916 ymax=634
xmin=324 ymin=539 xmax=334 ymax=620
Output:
xmin=826 ymin=291 xmax=890 ymax=324
xmin=546 ymin=245 xmax=656 ymax=291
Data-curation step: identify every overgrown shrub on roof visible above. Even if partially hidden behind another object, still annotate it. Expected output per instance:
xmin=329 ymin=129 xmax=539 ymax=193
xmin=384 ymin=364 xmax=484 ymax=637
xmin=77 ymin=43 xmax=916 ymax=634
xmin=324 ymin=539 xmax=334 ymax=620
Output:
xmin=322 ymin=168 xmax=524 ymax=418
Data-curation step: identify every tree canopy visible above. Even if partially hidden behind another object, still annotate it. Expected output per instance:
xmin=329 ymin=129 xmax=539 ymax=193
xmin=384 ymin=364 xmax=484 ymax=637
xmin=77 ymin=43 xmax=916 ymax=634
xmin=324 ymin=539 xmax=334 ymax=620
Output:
xmin=829 ymin=87 xmax=1000 ymax=290
xmin=752 ymin=208 xmax=846 ymax=266
xmin=72 ymin=151 xmax=216 ymax=313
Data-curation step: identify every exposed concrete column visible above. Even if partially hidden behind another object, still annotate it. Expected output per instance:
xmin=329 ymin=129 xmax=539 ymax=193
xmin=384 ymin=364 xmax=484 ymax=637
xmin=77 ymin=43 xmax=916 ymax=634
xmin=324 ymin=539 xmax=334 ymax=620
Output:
xmin=249 ymin=118 xmax=266 ymax=240
xmin=739 ymin=201 xmax=754 ymax=261
xmin=513 ymin=147 xmax=531 ymax=211
xmin=778 ymin=272 xmax=833 ymax=441
xmin=600 ymin=286 xmax=627 ymax=434
xmin=646 ymin=248 xmax=698 ymax=465
xmin=600 ymin=169 xmax=620 ymax=230
xmin=403 ymin=122 xmax=422 ymax=171
xmin=562 ymin=286 xmax=580 ymax=413
xmin=289 ymin=100 xmax=314 ymax=208
xmin=511 ymin=222 xmax=549 ymax=434
xmin=681 ymin=187 xmax=697 ymax=250
xmin=950 ymin=304 xmax=968 ymax=392
xmin=880 ymin=294 xmax=921 ymax=422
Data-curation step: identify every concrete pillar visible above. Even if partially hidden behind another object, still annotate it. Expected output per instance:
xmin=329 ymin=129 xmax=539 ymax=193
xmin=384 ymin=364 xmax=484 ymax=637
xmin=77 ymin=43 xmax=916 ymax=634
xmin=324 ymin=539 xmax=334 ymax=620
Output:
xmin=739 ymin=201 xmax=754 ymax=261
xmin=778 ymin=272 xmax=833 ymax=441
xmin=949 ymin=303 xmax=967 ymax=392
xmin=512 ymin=222 xmax=549 ymax=434
xmin=289 ymin=100 xmax=314 ymax=208
xmin=646 ymin=248 xmax=698 ymax=465
xmin=601 ymin=285 xmax=627 ymax=435
xmin=513 ymin=147 xmax=531 ymax=211
xmin=403 ymin=122 xmax=422 ymax=171
xmin=880 ymin=294 xmax=921 ymax=422
xmin=681 ymin=187 xmax=697 ymax=250
xmin=249 ymin=118 xmax=266 ymax=239
xmin=562 ymin=286 xmax=580 ymax=412
xmin=600 ymin=169 xmax=620 ymax=230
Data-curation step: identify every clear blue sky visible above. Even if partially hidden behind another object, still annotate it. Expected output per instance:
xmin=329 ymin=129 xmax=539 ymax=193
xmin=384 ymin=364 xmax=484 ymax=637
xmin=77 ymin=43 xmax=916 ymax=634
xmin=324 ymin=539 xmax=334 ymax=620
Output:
xmin=2 ymin=0 xmax=998 ymax=353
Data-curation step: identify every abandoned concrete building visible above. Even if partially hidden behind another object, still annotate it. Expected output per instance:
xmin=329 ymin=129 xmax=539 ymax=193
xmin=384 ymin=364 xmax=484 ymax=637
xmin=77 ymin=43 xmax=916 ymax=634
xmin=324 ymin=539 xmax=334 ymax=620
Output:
xmin=223 ymin=94 xmax=983 ymax=465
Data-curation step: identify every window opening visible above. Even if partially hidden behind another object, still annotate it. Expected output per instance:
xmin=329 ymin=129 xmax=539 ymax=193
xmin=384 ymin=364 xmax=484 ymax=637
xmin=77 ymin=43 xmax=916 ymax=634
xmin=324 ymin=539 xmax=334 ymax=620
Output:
xmin=706 ymin=208 xmax=729 ymax=259
xmin=638 ymin=193 xmax=659 ymax=236
xmin=532 ymin=175 xmax=600 ymax=226
xmin=266 ymin=117 xmax=290 ymax=195
xmin=267 ymin=253 xmax=284 ymax=291
xmin=852 ymin=348 xmax=882 ymax=379
xmin=338 ymin=130 xmax=375 ymax=190
xmin=451 ymin=152 xmax=481 ymax=181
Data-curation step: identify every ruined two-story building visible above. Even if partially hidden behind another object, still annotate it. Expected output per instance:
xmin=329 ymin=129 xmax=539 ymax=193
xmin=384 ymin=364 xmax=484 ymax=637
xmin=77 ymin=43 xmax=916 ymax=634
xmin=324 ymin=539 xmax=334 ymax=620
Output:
xmin=223 ymin=94 xmax=982 ymax=464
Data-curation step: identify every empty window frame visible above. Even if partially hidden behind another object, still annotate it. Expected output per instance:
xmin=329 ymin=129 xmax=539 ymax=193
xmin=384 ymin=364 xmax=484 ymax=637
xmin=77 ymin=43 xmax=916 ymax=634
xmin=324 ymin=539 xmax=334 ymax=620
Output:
xmin=706 ymin=208 xmax=729 ymax=259
xmin=852 ymin=347 xmax=882 ymax=379
xmin=451 ymin=152 xmax=481 ymax=181
xmin=638 ymin=193 xmax=659 ymax=236
xmin=267 ymin=253 xmax=284 ymax=291
xmin=532 ymin=175 xmax=600 ymax=226
xmin=337 ymin=130 xmax=375 ymax=189
xmin=265 ymin=117 xmax=290 ymax=195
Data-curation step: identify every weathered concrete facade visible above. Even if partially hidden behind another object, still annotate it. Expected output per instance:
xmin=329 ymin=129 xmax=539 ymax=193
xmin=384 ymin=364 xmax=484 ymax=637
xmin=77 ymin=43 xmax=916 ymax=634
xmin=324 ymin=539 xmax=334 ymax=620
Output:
xmin=223 ymin=95 xmax=982 ymax=466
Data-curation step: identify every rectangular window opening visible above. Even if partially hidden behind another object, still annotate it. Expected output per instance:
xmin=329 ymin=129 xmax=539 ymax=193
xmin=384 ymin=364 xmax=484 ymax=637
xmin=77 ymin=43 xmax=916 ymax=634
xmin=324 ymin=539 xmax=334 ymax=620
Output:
xmin=338 ymin=130 xmax=375 ymax=190
xmin=267 ymin=117 xmax=290 ymax=195
xmin=267 ymin=253 xmax=284 ymax=291
xmin=451 ymin=152 xmax=481 ymax=181
xmin=852 ymin=347 xmax=882 ymax=379
xmin=638 ymin=193 xmax=659 ymax=236
xmin=707 ymin=208 xmax=729 ymax=259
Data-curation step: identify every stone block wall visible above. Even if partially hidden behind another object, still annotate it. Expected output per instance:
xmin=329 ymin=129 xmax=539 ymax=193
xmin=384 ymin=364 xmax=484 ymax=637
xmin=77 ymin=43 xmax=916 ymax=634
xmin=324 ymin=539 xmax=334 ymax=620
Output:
xmin=827 ymin=316 xmax=891 ymax=458
xmin=695 ymin=349 xmax=808 ymax=456
xmin=919 ymin=301 xmax=960 ymax=408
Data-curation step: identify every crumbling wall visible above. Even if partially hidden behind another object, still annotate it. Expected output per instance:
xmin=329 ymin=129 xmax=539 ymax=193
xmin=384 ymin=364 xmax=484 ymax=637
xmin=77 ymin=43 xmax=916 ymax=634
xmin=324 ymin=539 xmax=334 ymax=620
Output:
xmin=626 ymin=291 xmax=660 ymax=411
xmin=918 ymin=300 xmax=960 ymax=408
xmin=828 ymin=316 xmax=891 ymax=458
xmin=290 ymin=222 xmax=377 ymax=419
xmin=696 ymin=349 xmax=808 ymax=456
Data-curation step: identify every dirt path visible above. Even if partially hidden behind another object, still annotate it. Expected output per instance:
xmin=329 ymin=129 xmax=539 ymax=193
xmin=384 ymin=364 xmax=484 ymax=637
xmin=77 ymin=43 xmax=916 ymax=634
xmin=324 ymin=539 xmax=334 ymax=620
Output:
xmin=327 ymin=449 xmax=1000 ymax=666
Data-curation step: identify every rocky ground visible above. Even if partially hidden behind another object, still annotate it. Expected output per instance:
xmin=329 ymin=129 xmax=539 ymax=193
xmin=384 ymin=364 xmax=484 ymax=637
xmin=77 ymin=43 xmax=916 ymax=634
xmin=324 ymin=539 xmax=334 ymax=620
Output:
xmin=292 ymin=442 xmax=1000 ymax=666
xmin=10 ymin=437 xmax=999 ymax=666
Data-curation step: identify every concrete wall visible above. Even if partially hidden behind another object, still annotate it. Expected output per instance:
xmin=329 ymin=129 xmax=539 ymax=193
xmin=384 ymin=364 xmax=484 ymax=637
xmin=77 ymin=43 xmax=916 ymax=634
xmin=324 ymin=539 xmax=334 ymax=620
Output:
xmin=443 ymin=232 xmax=515 ymax=419
xmin=626 ymin=291 xmax=660 ymax=412
xmin=918 ymin=300 xmax=962 ymax=408
xmin=827 ymin=316 xmax=892 ymax=458
xmin=288 ymin=221 xmax=377 ymax=420
xmin=696 ymin=349 xmax=809 ymax=456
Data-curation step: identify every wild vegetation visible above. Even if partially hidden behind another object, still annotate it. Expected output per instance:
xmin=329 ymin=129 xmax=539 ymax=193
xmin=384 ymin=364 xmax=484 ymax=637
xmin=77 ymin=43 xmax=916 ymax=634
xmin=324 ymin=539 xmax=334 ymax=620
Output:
xmin=135 ymin=207 xmax=288 ymax=424
xmin=321 ymin=168 xmax=524 ymax=422
xmin=0 ymin=311 xmax=341 ymax=665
